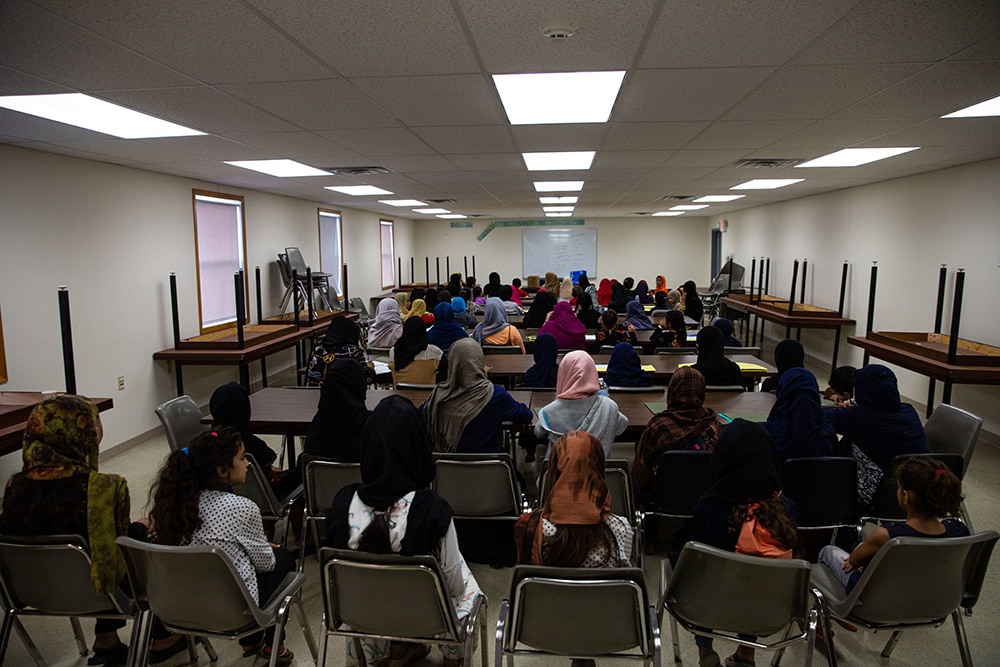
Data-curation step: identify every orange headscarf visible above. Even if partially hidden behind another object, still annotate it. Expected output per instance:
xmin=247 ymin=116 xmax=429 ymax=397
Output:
xmin=653 ymin=275 xmax=668 ymax=294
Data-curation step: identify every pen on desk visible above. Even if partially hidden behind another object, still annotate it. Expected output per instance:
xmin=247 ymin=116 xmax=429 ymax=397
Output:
xmin=718 ymin=413 xmax=733 ymax=423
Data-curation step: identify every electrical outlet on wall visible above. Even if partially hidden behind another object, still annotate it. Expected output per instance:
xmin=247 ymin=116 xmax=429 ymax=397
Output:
xmin=118 ymin=376 xmax=125 ymax=391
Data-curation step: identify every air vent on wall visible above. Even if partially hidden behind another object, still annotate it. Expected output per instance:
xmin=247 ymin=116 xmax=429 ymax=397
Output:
xmin=634 ymin=212 xmax=652 ymax=215
xmin=729 ymin=158 xmax=803 ymax=169
xmin=468 ymin=214 xmax=486 ymax=217
xmin=661 ymin=195 xmax=695 ymax=200
xmin=324 ymin=166 xmax=392 ymax=176
xmin=427 ymin=198 xmax=458 ymax=204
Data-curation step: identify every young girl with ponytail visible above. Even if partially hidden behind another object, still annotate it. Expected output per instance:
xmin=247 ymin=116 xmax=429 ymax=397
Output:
xmin=149 ymin=428 xmax=295 ymax=664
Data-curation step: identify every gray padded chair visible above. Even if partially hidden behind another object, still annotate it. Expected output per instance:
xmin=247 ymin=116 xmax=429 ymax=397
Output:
xmin=496 ymin=565 xmax=659 ymax=667
xmin=609 ymin=385 xmax=664 ymax=393
xmin=924 ymin=404 xmax=982 ymax=527
xmin=317 ymin=548 xmax=488 ymax=667
xmin=0 ymin=535 xmax=143 ymax=667
xmin=432 ymin=453 xmax=527 ymax=519
xmin=782 ymin=457 xmax=862 ymax=546
xmin=395 ymin=382 xmax=438 ymax=389
xmin=600 ymin=344 xmax=643 ymax=355
xmin=234 ymin=453 xmax=304 ymax=550
xmin=154 ymin=395 xmax=206 ymax=452
xmin=642 ymin=450 xmax=714 ymax=521
xmin=116 ymin=537 xmax=316 ymax=667
xmin=299 ymin=459 xmax=362 ymax=567
xmin=286 ymin=246 xmax=333 ymax=312
xmin=539 ymin=459 xmax=637 ymax=525
xmin=704 ymin=385 xmax=745 ymax=392
xmin=660 ymin=542 xmax=820 ymax=667
xmin=810 ymin=531 xmax=999 ymax=667
xmin=654 ymin=347 xmax=692 ymax=355
xmin=482 ymin=345 xmax=521 ymax=355
xmin=723 ymin=346 xmax=762 ymax=357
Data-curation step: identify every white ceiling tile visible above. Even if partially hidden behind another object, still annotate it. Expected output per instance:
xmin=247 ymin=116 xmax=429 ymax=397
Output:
xmin=139 ymin=136 xmax=278 ymax=161
xmin=16 ymin=141 xmax=140 ymax=164
xmin=640 ymin=0 xmax=859 ymax=68
xmin=446 ymin=154 xmax=526 ymax=171
xmin=948 ymin=32 xmax=1000 ymax=62
xmin=411 ymin=126 xmax=516 ymax=154
xmin=316 ymin=128 xmax=436 ymax=156
xmin=376 ymin=155 xmax=460 ymax=173
xmin=0 ymin=108 xmax=114 ymax=142
xmin=615 ymin=69 xmax=776 ymax=122
xmin=246 ymin=0 xmax=480 ymax=77
xmin=350 ymin=75 xmax=506 ymax=127
xmin=681 ymin=120 xmax=813 ymax=150
xmin=510 ymin=124 xmax=607 ymax=152
xmin=603 ymin=122 xmax=710 ymax=151
xmin=658 ymin=150 xmax=753 ymax=168
xmin=48 ymin=139 xmax=209 ymax=164
xmin=762 ymin=119 xmax=916 ymax=150
xmin=848 ymin=118 xmax=1000 ymax=148
xmin=221 ymin=132 xmax=364 ymax=160
xmin=410 ymin=172 xmax=482 ymax=185
xmin=0 ymin=66 xmax=72 ymax=96
xmin=218 ymin=80 xmax=401 ymax=130
xmin=592 ymin=151 xmax=674 ymax=169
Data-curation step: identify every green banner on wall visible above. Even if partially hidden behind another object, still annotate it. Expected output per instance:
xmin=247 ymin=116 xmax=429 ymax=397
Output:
xmin=449 ymin=221 xmax=473 ymax=228
xmin=477 ymin=218 xmax=585 ymax=241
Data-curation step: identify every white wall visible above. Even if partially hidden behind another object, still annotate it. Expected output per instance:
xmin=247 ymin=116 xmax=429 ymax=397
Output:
xmin=718 ymin=157 xmax=1000 ymax=437
xmin=411 ymin=216 xmax=713 ymax=288
xmin=0 ymin=144 xmax=414 ymax=459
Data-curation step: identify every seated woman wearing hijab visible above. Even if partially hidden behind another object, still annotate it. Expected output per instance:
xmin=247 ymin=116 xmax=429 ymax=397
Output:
xmin=596 ymin=278 xmax=612 ymax=308
xmin=680 ymin=280 xmax=703 ymax=323
xmin=306 ymin=316 xmax=376 ymax=386
xmin=499 ymin=285 xmax=523 ymax=315
xmin=522 ymin=290 xmax=556 ymax=329
xmin=692 ymin=326 xmax=742 ymax=387
xmin=667 ymin=289 xmax=683 ymax=310
xmin=625 ymin=300 xmax=655 ymax=331
xmin=623 ymin=276 xmax=636 ymax=300
xmin=539 ymin=301 xmax=587 ymax=351
xmin=541 ymin=271 xmax=559 ymax=295
xmin=650 ymin=310 xmax=688 ymax=348
xmin=368 ymin=297 xmax=404 ymax=349
xmin=713 ymin=318 xmax=743 ymax=347
xmin=764 ymin=368 xmax=838 ymax=461
xmin=451 ymin=296 xmax=476 ymax=329
xmin=391 ymin=317 xmax=445 ymax=385
xmin=0 ymin=396 xmax=183 ymax=663
xmin=575 ymin=292 xmax=601 ymax=329
xmin=210 ymin=382 xmax=300 ymax=498
xmin=393 ymin=291 xmax=410 ymax=312
xmin=522 ymin=332 xmax=560 ymax=389
xmin=652 ymin=275 xmax=669 ymax=295
xmin=634 ymin=280 xmax=654 ymax=305
xmin=326 ymin=396 xmax=483 ymax=667
xmin=577 ymin=274 xmax=599 ymax=307
xmin=557 ymin=276 xmax=575 ymax=303
xmin=608 ymin=282 xmax=630 ymax=314
xmin=823 ymin=364 xmax=928 ymax=506
xmin=760 ymin=339 xmax=804 ymax=392
xmin=683 ymin=420 xmax=797 ymax=667
xmin=423 ymin=288 xmax=439 ymax=311
xmin=472 ymin=297 xmax=525 ymax=353
xmin=652 ymin=289 xmax=669 ymax=313
xmin=423 ymin=338 xmax=533 ymax=454
xmin=406 ymin=298 xmax=435 ymax=325
xmin=606 ymin=342 xmax=653 ymax=388
xmin=428 ymin=301 xmax=469 ymax=351
xmin=596 ymin=308 xmax=638 ymax=347
xmin=515 ymin=431 xmax=634 ymax=569
xmin=305 ymin=360 xmax=371 ymax=461
xmin=535 ymin=351 xmax=627 ymax=459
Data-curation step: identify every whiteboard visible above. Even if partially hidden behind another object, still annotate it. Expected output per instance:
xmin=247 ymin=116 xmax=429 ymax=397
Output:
xmin=522 ymin=228 xmax=597 ymax=279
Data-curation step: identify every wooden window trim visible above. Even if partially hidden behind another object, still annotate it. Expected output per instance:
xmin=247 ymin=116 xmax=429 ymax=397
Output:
xmin=379 ymin=218 xmax=395 ymax=290
xmin=192 ymin=189 xmax=249 ymax=335
xmin=318 ymin=208 xmax=344 ymax=298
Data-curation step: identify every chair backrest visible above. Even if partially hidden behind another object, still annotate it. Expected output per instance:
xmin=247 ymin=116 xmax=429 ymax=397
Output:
xmin=924 ymin=404 xmax=983 ymax=477
xmin=704 ymin=385 xmax=744 ymax=392
xmin=391 ymin=358 xmax=440 ymax=386
xmin=328 ymin=292 xmax=344 ymax=311
xmin=723 ymin=346 xmax=761 ymax=357
xmin=648 ymin=450 xmax=713 ymax=518
xmin=654 ymin=347 xmax=691 ymax=355
xmin=505 ymin=565 xmax=653 ymax=657
xmin=396 ymin=382 xmax=438 ymax=389
xmin=285 ymin=247 xmax=308 ymax=274
xmin=667 ymin=541 xmax=812 ymax=637
xmin=609 ymin=385 xmax=664 ymax=393
xmin=276 ymin=253 xmax=292 ymax=288
xmin=781 ymin=457 xmax=859 ymax=529
xmin=348 ymin=297 xmax=369 ymax=317
xmin=116 ymin=537 xmax=265 ymax=634
xmin=155 ymin=395 xmax=207 ymax=452
xmin=233 ymin=453 xmax=283 ymax=518
xmin=320 ymin=548 xmax=460 ymax=640
xmin=845 ymin=532 xmax=999 ymax=625
xmin=304 ymin=459 xmax=362 ymax=517
xmin=432 ymin=453 xmax=522 ymax=517
xmin=537 ymin=459 xmax=634 ymax=521
xmin=866 ymin=452 xmax=964 ymax=521
xmin=483 ymin=345 xmax=521 ymax=354
xmin=0 ymin=535 xmax=129 ymax=616
xmin=600 ymin=344 xmax=642 ymax=355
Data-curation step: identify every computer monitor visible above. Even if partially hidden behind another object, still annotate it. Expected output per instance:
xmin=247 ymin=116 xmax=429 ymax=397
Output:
xmin=570 ymin=270 xmax=586 ymax=284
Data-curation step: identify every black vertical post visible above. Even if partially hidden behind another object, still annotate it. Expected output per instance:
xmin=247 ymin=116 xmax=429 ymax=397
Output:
xmin=292 ymin=269 xmax=300 ymax=327
xmin=306 ymin=267 xmax=314 ymax=326
xmin=410 ymin=257 xmax=415 ymax=285
xmin=436 ymin=257 xmax=441 ymax=286
xmin=748 ymin=258 xmax=757 ymax=303
xmin=446 ymin=257 xmax=450 ymax=279
xmin=760 ymin=258 xmax=770 ymax=345
xmin=464 ymin=256 xmax=469 ymax=279
xmin=254 ymin=267 xmax=263 ymax=324
xmin=57 ymin=286 xmax=77 ymax=395
xmin=942 ymin=269 xmax=965 ymax=405
xmin=234 ymin=272 xmax=246 ymax=350
xmin=927 ymin=265 xmax=948 ymax=416
xmin=786 ymin=259 xmax=799 ymax=339
xmin=472 ymin=256 xmax=476 ymax=279
xmin=397 ymin=257 xmax=402 ymax=289
xmin=863 ymin=262 xmax=878 ymax=366
xmin=831 ymin=261 xmax=849 ymax=369
xmin=750 ymin=258 xmax=760 ymax=346
xmin=425 ymin=257 xmax=429 ymax=286
xmin=343 ymin=264 xmax=350 ymax=310
xmin=797 ymin=259 xmax=807 ymax=341
xmin=168 ymin=273 xmax=183 ymax=395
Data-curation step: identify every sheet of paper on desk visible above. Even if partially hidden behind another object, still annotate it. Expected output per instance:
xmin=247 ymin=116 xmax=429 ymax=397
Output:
xmin=585 ymin=334 xmax=596 ymax=341
xmin=736 ymin=362 xmax=766 ymax=371
xmin=645 ymin=401 xmax=667 ymax=414
xmin=373 ymin=361 xmax=391 ymax=374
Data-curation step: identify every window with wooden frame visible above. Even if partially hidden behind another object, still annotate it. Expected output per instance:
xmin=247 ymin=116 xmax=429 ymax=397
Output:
xmin=318 ymin=209 xmax=344 ymax=297
xmin=379 ymin=219 xmax=395 ymax=290
xmin=192 ymin=190 xmax=248 ymax=333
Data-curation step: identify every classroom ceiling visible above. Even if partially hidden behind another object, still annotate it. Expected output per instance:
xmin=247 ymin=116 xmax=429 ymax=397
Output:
xmin=1 ymin=0 xmax=999 ymax=221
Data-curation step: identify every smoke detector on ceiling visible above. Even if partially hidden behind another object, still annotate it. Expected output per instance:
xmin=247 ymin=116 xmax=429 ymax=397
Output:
xmin=539 ymin=19 xmax=578 ymax=41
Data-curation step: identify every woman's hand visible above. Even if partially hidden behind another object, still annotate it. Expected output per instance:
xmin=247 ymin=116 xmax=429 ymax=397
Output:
xmin=137 ymin=516 xmax=153 ymax=530
xmin=628 ymin=324 xmax=636 ymax=333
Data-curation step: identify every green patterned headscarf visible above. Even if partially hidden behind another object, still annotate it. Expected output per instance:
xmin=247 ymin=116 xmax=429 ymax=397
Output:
xmin=22 ymin=395 xmax=128 ymax=595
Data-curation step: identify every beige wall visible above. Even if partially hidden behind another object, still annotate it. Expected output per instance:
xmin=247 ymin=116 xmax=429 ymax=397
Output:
xmin=0 ymin=144 xmax=414 ymax=457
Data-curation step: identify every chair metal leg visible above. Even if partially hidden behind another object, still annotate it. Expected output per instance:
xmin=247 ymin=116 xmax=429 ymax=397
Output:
xmin=880 ymin=630 xmax=902 ymax=658
xmin=294 ymin=592 xmax=318 ymax=659
xmin=0 ymin=610 xmax=18 ymax=666
xmin=952 ymin=610 xmax=974 ymax=667
xmin=185 ymin=635 xmax=199 ymax=663
xmin=769 ymin=624 xmax=795 ymax=666
xmin=352 ymin=637 xmax=368 ymax=667
xmin=70 ymin=617 xmax=88 ymax=655
xmin=804 ymin=609 xmax=818 ymax=667
xmin=648 ymin=605 xmax=661 ymax=667
xmin=270 ymin=596 xmax=293 ymax=667
xmin=316 ymin=617 xmax=329 ymax=667
xmin=479 ymin=600 xmax=489 ymax=667
xmin=125 ymin=611 xmax=145 ymax=667
xmin=494 ymin=601 xmax=507 ymax=667
xmin=669 ymin=616 xmax=680 ymax=662
xmin=815 ymin=594 xmax=838 ymax=667
xmin=198 ymin=637 xmax=218 ymax=662
xmin=11 ymin=616 xmax=45 ymax=667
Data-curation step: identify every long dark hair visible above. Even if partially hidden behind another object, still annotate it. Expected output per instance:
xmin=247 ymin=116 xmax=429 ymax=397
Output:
xmin=895 ymin=456 xmax=963 ymax=517
xmin=727 ymin=495 xmax=798 ymax=551
xmin=149 ymin=428 xmax=243 ymax=546
xmin=543 ymin=523 xmax=622 ymax=567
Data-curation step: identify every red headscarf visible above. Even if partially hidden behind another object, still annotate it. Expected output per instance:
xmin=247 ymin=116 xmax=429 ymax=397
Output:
xmin=597 ymin=278 xmax=612 ymax=306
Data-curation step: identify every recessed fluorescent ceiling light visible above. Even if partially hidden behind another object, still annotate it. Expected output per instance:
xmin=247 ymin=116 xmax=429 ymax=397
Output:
xmin=670 ymin=204 xmax=709 ymax=211
xmin=543 ymin=206 xmax=575 ymax=212
xmin=493 ymin=71 xmax=626 ymax=125
xmin=379 ymin=199 xmax=427 ymax=207
xmin=796 ymin=147 xmax=919 ymax=168
xmin=0 ymin=93 xmax=204 ymax=138
xmin=652 ymin=211 xmax=684 ymax=216
xmin=437 ymin=214 xmax=467 ymax=219
xmin=523 ymin=151 xmax=595 ymax=171
xmin=539 ymin=196 xmax=579 ymax=204
xmin=546 ymin=212 xmax=573 ymax=217
xmin=942 ymin=93 xmax=1000 ymax=118
xmin=325 ymin=185 xmax=393 ymax=196
xmin=693 ymin=195 xmax=745 ymax=203
xmin=225 ymin=159 xmax=328 ymax=177
xmin=534 ymin=181 xmax=585 ymax=192
xmin=414 ymin=208 xmax=450 ymax=214
xmin=730 ymin=179 xmax=804 ymax=190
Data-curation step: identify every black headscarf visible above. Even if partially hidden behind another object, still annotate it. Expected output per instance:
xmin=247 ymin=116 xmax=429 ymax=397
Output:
xmin=761 ymin=339 xmax=805 ymax=392
xmin=606 ymin=342 xmax=652 ymax=387
xmin=424 ymin=288 xmax=439 ymax=310
xmin=484 ymin=272 xmax=502 ymax=298
xmin=682 ymin=280 xmax=702 ymax=322
xmin=575 ymin=292 xmax=601 ymax=329
xmin=764 ymin=368 xmax=838 ymax=460
xmin=608 ymin=283 xmax=629 ymax=313
xmin=700 ymin=419 xmax=782 ymax=504
xmin=577 ymin=275 xmax=591 ymax=289
xmin=693 ymin=326 xmax=742 ymax=386
xmin=210 ymin=382 xmax=276 ymax=467
xmin=524 ymin=333 xmax=560 ymax=388
xmin=321 ymin=316 xmax=361 ymax=350
xmin=393 ymin=317 xmax=429 ymax=371
xmin=304 ymin=360 xmax=370 ymax=460
xmin=523 ymin=290 xmax=557 ymax=328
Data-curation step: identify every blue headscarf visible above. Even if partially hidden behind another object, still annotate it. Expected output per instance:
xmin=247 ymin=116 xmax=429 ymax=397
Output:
xmin=472 ymin=297 xmax=509 ymax=343
xmin=524 ymin=333 xmax=559 ymax=388
xmin=427 ymin=301 xmax=468 ymax=350
xmin=605 ymin=342 xmax=652 ymax=387
xmin=451 ymin=296 xmax=467 ymax=315
xmin=713 ymin=318 xmax=743 ymax=347
xmin=764 ymin=367 xmax=838 ymax=460
xmin=625 ymin=300 xmax=654 ymax=330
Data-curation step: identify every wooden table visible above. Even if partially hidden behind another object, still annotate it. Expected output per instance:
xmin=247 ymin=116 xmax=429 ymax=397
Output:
xmin=154 ymin=315 xmax=355 ymax=396
xmin=484 ymin=354 xmax=776 ymax=383
xmin=0 ymin=393 xmax=114 ymax=456
xmin=848 ymin=333 xmax=1000 ymax=384
xmin=517 ymin=329 xmax=699 ymax=354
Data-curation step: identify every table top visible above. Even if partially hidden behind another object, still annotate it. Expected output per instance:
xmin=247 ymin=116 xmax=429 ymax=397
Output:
xmin=0 ymin=393 xmax=114 ymax=456
xmin=484 ymin=353 xmax=776 ymax=380
xmin=847 ymin=335 xmax=1000 ymax=384
xmin=153 ymin=317 xmax=340 ymax=364
xmin=720 ymin=295 xmax=854 ymax=328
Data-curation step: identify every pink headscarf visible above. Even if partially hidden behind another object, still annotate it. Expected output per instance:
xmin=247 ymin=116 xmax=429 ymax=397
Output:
xmin=538 ymin=301 xmax=587 ymax=350
xmin=555 ymin=350 xmax=599 ymax=400
xmin=509 ymin=284 xmax=523 ymax=306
